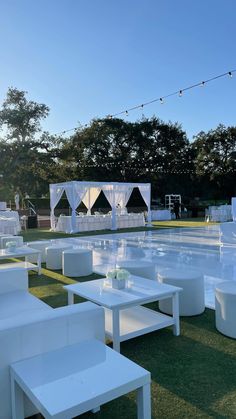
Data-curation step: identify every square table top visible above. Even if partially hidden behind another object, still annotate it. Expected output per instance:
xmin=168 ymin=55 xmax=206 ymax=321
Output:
xmin=11 ymin=339 xmax=150 ymax=417
xmin=64 ymin=276 xmax=182 ymax=309
xmin=0 ymin=246 xmax=40 ymax=259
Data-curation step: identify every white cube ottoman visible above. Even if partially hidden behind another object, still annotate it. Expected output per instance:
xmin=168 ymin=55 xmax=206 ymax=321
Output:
xmin=215 ymin=281 xmax=236 ymax=339
xmin=158 ymin=267 xmax=205 ymax=316
xmin=1 ymin=235 xmax=24 ymax=249
xmin=116 ymin=259 xmax=156 ymax=280
xmin=46 ymin=245 xmax=72 ymax=270
xmin=26 ymin=240 xmax=54 ymax=263
xmin=62 ymin=248 xmax=93 ymax=277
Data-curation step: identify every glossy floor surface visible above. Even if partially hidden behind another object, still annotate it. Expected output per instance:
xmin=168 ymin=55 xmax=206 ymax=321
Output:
xmin=52 ymin=225 xmax=236 ymax=309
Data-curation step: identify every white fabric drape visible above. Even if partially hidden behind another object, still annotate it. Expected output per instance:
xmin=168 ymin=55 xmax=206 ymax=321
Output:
xmin=103 ymin=185 xmax=134 ymax=230
xmin=82 ymin=187 xmax=101 ymax=215
xmin=50 ymin=185 xmax=65 ymax=230
xmin=232 ymin=197 xmax=236 ymax=222
xmin=139 ymin=185 xmax=151 ymax=225
xmin=65 ymin=183 xmax=88 ymax=232
xmin=118 ymin=187 xmax=133 ymax=209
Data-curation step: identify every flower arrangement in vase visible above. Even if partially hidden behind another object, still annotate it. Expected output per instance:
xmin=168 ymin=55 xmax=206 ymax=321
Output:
xmin=106 ymin=268 xmax=130 ymax=290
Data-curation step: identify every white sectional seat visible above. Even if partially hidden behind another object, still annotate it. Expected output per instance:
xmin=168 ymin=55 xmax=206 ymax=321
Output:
xmin=0 ymin=268 xmax=105 ymax=419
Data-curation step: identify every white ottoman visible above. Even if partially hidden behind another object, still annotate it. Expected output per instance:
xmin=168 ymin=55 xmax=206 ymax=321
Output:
xmin=116 ymin=260 xmax=156 ymax=280
xmin=215 ymin=281 xmax=236 ymax=339
xmin=62 ymin=248 xmax=93 ymax=277
xmin=1 ymin=235 xmax=24 ymax=249
xmin=26 ymin=240 xmax=53 ymax=263
xmin=158 ymin=268 xmax=205 ymax=316
xmin=46 ymin=245 xmax=72 ymax=270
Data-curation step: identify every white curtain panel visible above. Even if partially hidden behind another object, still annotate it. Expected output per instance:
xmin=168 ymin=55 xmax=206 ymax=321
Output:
xmin=103 ymin=185 xmax=134 ymax=230
xmin=138 ymin=185 xmax=151 ymax=225
xmin=65 ymin=184 xmax=88 ymax=232
xmin=118 ymin=187 xmax=133 ymax=209
xmin=82 ymin=187 xmax=101 ymax=214
xmin=50 ymin=185 xmax=65 ymax=230
xmin=231 ymin=198 xmax=236 ymax=221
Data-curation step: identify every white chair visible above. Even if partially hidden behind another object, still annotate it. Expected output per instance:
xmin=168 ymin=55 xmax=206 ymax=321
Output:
xmin=215 ymin=281 xmax=236 ymax=339
xmin=45 ymin=244 xmax=72 ymax=270
xmin=62 ymin=248 xmax=93 ymax=277
xmin=158 ymin=267 xmax=205 ymax=316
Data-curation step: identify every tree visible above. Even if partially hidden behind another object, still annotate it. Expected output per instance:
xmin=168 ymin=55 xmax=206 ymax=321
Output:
xmin=0 ymin=87 xmax=49 ymax=142
xmin=192 ymin=124 xmax=236 ymax=198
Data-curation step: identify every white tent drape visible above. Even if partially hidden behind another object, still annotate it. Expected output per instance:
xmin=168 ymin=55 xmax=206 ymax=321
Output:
xmin=50 ymin=185 xmax=65 ymax=230
xmin=65 ymin=183 xmax=88 ymax=232
xmin=103 ymin=185 xmax=129 ymax=230
xmin=118 ymin=187 xmax=133 ymax=209
xmin=82 ymin=187 xmax=101 ymax=215
xmin=139 ymin=185 xmax=152 ymax=226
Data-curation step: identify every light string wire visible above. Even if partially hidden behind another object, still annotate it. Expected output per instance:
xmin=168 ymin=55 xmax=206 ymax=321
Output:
xmin=55 ymin=69 xmax=235 ymax=136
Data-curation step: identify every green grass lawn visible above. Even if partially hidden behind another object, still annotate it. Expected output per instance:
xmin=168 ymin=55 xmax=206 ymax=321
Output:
xmin=25 ymin=219 xmax=235 ymax=419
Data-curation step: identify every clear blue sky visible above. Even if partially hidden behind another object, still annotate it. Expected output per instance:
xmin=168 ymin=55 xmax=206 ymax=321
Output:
xmin=0 ymin=0 xmax=235 ymax=140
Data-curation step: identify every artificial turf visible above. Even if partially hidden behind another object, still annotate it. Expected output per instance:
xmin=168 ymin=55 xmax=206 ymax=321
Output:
xmin=24 ymin=219 xmax=235 ymax=419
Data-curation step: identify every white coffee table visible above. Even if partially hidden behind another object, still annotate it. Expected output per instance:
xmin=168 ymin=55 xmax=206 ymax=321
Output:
xmin=10 ymin=339 xmax=151 ymax=419
xmin=64 ymin=276 xmax=182 ymax=352
xmin=0 ymin=246 xmax=41 ymax=275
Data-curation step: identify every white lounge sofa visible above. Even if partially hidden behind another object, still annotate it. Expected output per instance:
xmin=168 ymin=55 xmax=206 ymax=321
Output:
xmin=219 ymin=222 xmax=236 ymax=245
xmin=0 ymin=268 xmax=105 ymax=419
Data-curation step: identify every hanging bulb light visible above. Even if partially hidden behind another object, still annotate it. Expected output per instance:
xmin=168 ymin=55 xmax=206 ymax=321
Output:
xmin=228 ymin=71 xmax=233 ymax=78
xmin=201 ymin=81 xmax=205 ymax=86
xmin=125 ymin=110 xmax=129 ymax=116
xmin=160 ymin=97 xmax=164 ymax=104
xmin=179 ymin=90 xmax=183 ymax=97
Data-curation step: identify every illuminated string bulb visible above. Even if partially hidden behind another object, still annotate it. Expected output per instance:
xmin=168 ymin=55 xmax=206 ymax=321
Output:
xmin=201 ymin=81 xmax=205 ymax=87
xmin=229 ymin=71 xmax=233 ymax=78
xmin=179 ymin=90 xmax=183 ymax=97
xmin=125 ymin=110 xmax=129 ymax=116
xmin=160 ymin=98 xmax=164 ymax=104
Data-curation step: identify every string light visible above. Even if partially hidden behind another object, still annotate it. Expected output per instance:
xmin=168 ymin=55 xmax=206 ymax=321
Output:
xmin=54 ymin=69 xmax=236 ymax=136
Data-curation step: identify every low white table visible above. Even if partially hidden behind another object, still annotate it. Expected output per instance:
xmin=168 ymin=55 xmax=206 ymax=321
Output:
xmin=0 ymin=246 xmax=41 ymax=275
xmin=10 ymin=339 xmax=151 ymax=419
xmin=64 ymin=276 xmax=182 ymax=352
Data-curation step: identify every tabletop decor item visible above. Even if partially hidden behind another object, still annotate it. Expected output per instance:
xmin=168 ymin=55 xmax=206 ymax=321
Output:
xmin=106 ymin=268 xmax=130 ymax=289
xmin=5 ymin=241 xmax=18 ymax=252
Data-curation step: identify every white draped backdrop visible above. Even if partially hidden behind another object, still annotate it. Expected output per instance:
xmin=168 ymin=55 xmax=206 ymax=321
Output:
xmin=50 ymin=181 xmax=152 ymax=233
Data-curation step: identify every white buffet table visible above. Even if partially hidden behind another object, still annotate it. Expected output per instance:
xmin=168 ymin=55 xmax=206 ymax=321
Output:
xmin=56 ymin=213 xmax=145 ymax=233
xmin=151 ymin=210 xmax=171 ymax=221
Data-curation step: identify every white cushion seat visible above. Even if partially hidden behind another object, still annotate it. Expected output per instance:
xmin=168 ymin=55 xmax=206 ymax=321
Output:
xmin=26 ymin=240 xmax=53 ymax=263
xmin=158 ymin=267 xmax=205 ymax=316
xmin=46 ymin=244 xmax=72 ymax=270
xmin=1 ymin=235 xmax=23 ymax=249
xmin=215 ymin=281 xmax=236 ymax=339
xmin=62 ymin=248 xmax=93 ymax=277
xmin=116 ymin=259 xmax=156 ymax=280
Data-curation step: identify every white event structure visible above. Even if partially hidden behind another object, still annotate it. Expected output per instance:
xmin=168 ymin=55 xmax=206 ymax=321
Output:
xmin=50 ymin=181 xmax=151 ymax=233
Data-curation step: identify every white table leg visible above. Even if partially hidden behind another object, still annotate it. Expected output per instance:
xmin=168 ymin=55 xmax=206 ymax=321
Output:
xmin=68 ymin=291 xmax=74 ymax=305
xmin=112 ymin=308 xmax=120 ymax=352
xmin=137 ymin=382 xmax=151 ymax=419
xmin=172 ymin=292 xmax=180 ymax=336
xmin=37 ymin=251 xmax=42 ymax=275
xmin=10 ymin=373 xmax=24 ymax=419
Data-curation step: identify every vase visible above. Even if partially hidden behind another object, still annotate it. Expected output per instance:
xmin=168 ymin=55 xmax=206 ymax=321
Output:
xmin=112 ymin=278 xmax=126 ymax=290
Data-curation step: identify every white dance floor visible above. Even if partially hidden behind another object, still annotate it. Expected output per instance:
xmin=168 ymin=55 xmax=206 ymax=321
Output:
xmin=47 ymin=225 xmax=236 ymax=310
